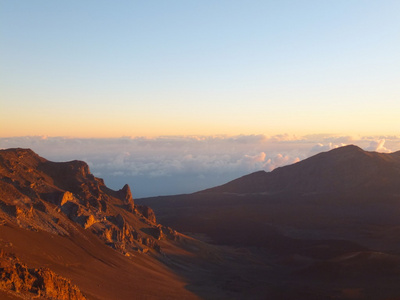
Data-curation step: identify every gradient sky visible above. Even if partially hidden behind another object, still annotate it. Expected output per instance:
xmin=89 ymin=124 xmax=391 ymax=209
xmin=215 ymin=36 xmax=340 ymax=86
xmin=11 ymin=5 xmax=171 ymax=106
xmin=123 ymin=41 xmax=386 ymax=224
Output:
xmin=1 ymin=1 xmax=399 ymax=138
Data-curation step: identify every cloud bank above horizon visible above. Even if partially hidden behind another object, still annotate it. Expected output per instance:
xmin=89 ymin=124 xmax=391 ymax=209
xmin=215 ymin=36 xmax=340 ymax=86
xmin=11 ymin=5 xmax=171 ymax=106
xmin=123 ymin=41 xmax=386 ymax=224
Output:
xmin=1 ymin=134 xmax=398 ymax=197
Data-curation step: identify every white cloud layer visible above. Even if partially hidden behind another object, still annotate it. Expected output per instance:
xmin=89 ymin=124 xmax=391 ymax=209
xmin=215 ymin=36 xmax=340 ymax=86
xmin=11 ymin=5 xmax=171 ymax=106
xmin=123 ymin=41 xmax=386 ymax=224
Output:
xmin=1 ymin=135 xmax=399 ymax=197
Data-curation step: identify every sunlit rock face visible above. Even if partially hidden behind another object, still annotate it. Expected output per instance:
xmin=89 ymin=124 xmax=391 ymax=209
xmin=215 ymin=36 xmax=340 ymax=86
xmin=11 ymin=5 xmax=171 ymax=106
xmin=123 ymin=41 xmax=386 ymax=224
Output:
xmin=0 ymin=148 xmax=179 ymax=255
xmin=0 ymin=148 xmax=192 ymax=299
xmin=0 ymin=251 xmax=87 ymax=300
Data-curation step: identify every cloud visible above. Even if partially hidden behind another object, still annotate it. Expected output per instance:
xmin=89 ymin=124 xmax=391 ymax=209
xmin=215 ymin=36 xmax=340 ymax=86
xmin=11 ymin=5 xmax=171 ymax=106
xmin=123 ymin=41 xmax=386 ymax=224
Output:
xmin=244 ymin=152 xmax=266 ymax=163
xmin=268 ymin=134 xmax=300 ymax=142
xmin=308 ymin=142 xmax=344 ymax=156
xmin=365 ymin=139 xmax=391 ymax=153
xmin=263 ymin=153 xmax=301 ymax=171
xmin=2 ymin=134 xmax=400 ymax=197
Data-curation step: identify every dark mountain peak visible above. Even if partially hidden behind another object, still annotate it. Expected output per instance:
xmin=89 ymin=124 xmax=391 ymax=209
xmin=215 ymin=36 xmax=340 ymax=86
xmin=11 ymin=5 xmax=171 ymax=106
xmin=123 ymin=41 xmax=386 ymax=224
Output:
xmin=331 ymin=144 xmax=363 ymax=153
xmin=311 ymin=144 xmax=367 ymax=160
xmin=274 ymin=144 xmax=368 ymax=173
xmin=200 ymin=145 xmax=400 ymax=196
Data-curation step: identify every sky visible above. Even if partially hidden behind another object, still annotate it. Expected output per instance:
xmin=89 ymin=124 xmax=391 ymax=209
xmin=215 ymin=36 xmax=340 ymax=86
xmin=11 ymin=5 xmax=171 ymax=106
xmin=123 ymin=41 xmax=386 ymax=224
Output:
xmin=1 ymin=1 xmax=399 ymax=197
xmin=1 ymin=0 xmax=399 ymax=137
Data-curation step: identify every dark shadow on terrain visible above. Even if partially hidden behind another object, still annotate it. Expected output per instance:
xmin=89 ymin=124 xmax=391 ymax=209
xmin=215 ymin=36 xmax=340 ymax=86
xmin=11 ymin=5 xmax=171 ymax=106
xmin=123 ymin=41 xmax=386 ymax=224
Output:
xmin=137 ymin=191 xmax=400 ymax=299
xmin=163 ymin=243 xmax=400 ymax=300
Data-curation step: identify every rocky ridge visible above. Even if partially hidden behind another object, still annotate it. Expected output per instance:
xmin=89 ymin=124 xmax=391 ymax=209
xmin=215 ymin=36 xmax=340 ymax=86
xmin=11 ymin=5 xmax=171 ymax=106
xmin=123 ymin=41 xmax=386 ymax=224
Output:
xmin=0 ymin=251 xmax=86 ymax=300
xmin=0 ymin=148 xmax=186 ymax=299
xmin=0 ymin=148 xmax=179 ymax=255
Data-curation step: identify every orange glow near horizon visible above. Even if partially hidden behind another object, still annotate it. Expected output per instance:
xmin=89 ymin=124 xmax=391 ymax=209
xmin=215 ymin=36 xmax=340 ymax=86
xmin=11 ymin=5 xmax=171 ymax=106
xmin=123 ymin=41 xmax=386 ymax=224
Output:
xmin=2 ymin=99 xmax=399 ymax=139
xmin=1 ymin=1 xmax=399 ymax=140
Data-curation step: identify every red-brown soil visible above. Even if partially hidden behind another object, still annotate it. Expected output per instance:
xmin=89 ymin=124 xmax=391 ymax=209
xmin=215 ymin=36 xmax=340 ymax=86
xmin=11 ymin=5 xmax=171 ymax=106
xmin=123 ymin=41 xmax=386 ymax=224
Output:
xmin=4 ymin=146 xmax=400 ymax=299
xmin=0 ymin=148 xmax=203 ymax=299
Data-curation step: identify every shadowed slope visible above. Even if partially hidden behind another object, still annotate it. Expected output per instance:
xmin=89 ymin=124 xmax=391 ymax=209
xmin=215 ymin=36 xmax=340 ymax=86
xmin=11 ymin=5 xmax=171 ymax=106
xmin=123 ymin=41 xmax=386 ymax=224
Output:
xmin=138 ymin=145 xmax=400 ymax=252
xmin=200 ymin=145 xmax=400 ymax=195
xmin=136 ymin=145 xmax=400 ymax=299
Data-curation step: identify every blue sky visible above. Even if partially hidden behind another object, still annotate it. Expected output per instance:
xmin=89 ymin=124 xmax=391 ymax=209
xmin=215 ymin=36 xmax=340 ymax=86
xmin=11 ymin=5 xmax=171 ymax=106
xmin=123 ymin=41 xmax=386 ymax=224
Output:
xmin=1 ymin=0 xmax=399 ymax=137
xmin=1 ymin=1 xmax=400 ymax=196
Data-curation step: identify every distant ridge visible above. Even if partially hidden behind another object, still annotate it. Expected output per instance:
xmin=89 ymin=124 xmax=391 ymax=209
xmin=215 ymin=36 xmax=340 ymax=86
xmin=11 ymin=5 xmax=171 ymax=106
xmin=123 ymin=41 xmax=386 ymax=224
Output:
xmin=137 ymin=145 xmax=400 ymax=254
xmin=198 ymin=145 xmax=400 ymax=195
xmin=134 ymin=145 xmax=400 ymax=299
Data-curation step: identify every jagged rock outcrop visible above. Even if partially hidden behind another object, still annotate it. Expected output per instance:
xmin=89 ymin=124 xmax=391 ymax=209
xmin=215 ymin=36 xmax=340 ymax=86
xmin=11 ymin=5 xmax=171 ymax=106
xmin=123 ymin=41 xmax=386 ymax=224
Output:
xmin=119 ymin=184 xmax=134 ymax=203
xmin=0 ymin=148 xmax=180 ymax=256
xmin=162 ymin=226 xmax=180 ymax=241
xmin=136 ymin=205 xmax=157 ymax=223
xmin=60 ymin=191 xmax=76 ymax=206
xmin=117 ymin=184 xmax=135 ymax=212
xmin=0 ymin=251 xmax=86 ymax=299
xmin=83 ymin=214 xmax=97 ymax=229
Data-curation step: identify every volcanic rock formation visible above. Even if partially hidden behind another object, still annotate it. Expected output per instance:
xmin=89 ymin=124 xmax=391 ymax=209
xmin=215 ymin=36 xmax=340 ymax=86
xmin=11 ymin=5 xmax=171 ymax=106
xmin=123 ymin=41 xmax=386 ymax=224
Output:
xmin=0 ymin=251 xmax=86 ymax=300
xmin=5 ymin=146 xmax=400 ymax=299
xmin=0 ymin=148 xmax=192 ymax=299
xmin=0 ymin=148 xmax=178 ymax=255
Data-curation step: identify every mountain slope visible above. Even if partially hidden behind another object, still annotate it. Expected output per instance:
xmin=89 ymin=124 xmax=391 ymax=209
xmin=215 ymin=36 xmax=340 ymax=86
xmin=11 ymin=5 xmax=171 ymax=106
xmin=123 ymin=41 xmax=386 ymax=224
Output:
xmin=2 ymin=148 xmax=298 ymax=300
xmin=200 ymin=145 xmax=400 ymax=195
xmin=0 ymin=148 xmax=179 ymax=254
xmin=136 ymin=145 xmax=400 ymax=299
xmin=5 ymin=146 xmax=400 ymax=299
xmin=138 ymin=145 xmax=400 ymax=251
xmin=0 ymin=148 xmax=204 ymax=299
